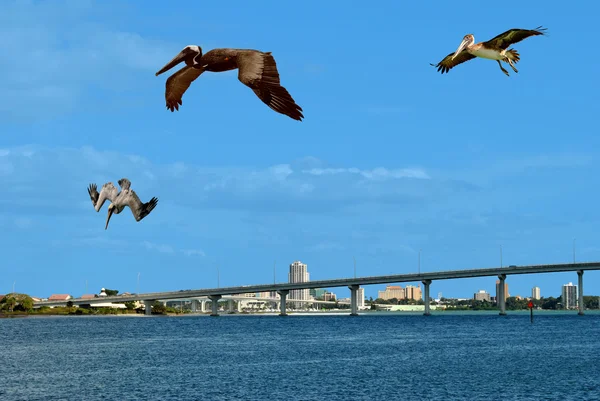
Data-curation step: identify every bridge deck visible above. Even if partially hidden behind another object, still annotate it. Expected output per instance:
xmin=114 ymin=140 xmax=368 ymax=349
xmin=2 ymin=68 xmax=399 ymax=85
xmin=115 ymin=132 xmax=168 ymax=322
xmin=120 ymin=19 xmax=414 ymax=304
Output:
xmin=35 ymin=261 xmax=600 ymax=307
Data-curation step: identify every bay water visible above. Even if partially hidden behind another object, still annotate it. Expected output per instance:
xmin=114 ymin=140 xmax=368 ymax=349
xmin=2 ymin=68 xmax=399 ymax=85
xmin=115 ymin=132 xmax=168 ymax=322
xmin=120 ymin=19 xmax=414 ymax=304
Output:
xmin=2 ymin=311 xmax=599 ymax=400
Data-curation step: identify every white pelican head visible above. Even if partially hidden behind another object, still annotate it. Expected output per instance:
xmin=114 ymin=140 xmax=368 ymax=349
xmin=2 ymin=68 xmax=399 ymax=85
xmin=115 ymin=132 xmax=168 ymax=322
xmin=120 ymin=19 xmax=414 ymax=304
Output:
xmin=453 ymin=34 xmax=475 ymax=59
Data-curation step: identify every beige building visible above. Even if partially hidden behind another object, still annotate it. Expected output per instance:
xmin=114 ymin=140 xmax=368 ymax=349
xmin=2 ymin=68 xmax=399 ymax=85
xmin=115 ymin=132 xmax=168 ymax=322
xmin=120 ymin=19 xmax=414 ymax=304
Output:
xmin=404 ymin=285 xmax=422 ymax=301
xmin=377 ymin=285 xmax=405 ymax=300
xmin=474 ymin=290 xmax=491 ymax=302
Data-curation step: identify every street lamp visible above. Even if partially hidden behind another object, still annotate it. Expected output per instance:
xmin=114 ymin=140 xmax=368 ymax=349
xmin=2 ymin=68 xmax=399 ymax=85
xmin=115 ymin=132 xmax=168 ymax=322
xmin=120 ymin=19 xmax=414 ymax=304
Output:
xmin=573 ymin=238 xmax=576 ymax=263
xmin=353 ymin=256 xmax=356 ymax=278
xmin=500 ymin=245 xmax=503 ymax=268
xmin=217 ymin=265 xmax=220 ymax=288
xmin=418 ymin=249 xmax=421 ymax=275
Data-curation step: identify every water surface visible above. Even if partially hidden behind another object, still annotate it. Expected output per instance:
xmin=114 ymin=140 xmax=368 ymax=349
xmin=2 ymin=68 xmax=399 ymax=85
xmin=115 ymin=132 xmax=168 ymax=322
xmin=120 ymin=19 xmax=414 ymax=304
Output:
xmin=2 ymin=312 xmax=598 ymax=400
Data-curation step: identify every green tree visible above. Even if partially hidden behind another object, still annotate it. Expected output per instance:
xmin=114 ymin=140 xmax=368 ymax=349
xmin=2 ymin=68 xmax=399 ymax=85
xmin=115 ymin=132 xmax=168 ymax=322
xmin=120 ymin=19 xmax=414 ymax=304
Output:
xmin=124 ymin=301 xmax=136 ymax=310
xmin=151 ymin=301 xmax=166 ymax=314
xmin=104 ymin=289 xmax=119 ymax=296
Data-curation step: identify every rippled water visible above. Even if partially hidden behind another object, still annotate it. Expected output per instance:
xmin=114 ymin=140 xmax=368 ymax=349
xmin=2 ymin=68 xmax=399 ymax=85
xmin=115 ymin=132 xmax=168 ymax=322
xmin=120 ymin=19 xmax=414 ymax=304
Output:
xmin=2 ymin=312 xmax=599 ymax=400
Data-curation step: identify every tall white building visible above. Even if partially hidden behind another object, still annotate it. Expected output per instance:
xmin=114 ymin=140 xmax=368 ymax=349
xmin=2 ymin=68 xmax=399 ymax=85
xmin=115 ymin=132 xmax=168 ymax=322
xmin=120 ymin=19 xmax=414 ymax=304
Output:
xmin=289 ymin=260 xmax=310 ymax=308
xmin=357 ymin=287 xmax=365 ymax=308
xmin=562 ymin=282 xmax=578 ymax=309
xmin=532 ymin=286 xmax=541 ymax=300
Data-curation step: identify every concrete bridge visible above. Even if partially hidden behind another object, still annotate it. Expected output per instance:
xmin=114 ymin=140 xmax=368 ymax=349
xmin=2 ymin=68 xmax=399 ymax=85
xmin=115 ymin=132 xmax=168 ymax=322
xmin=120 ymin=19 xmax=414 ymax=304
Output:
xmin=34 ymin=261 xmax=600 ymax=316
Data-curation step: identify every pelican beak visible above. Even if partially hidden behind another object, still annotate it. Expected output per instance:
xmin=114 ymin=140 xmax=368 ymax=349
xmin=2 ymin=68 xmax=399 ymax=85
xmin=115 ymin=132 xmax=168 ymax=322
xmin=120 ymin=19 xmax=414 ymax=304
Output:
xmin=105 ymin=207 xmax=114 ymax=230
xmin=155 ymin=50 xmax=188 ymax=76
xmin=452 ymin=38 xmax=470 ymax=60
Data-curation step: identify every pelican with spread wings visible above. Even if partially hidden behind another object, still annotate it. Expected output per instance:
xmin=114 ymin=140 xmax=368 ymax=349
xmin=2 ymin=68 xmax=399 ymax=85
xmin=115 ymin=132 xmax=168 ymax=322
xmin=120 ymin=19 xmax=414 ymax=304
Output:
xmin=431 ymin=26 xmax=547 ymax=76
xmin=87 ymin=178 xmax=158 ymax=230
xmin=155 ymin=45 xmax=304 ymax=121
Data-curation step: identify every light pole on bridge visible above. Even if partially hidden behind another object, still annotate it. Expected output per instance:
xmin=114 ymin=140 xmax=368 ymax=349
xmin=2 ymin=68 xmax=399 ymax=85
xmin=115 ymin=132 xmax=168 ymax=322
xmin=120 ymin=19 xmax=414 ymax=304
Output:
xmin=500 ymin=245 xmax=503 ymax=268
xmin=418 ymin=249 xmax=421 ymax=275
xmin=573 ymin=238 xmax=576 ymax=263
xmin=353 ymin=256 xmax=356 ymax=278
xmin=217 ymin=265 xmax=220 ymax=288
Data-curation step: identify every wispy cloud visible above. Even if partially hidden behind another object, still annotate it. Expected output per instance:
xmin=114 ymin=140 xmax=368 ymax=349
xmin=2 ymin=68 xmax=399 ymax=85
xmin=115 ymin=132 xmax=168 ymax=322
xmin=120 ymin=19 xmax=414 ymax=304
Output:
xmin=0 ymin=0 xmax=177 ymax=120
xmin=0 ymin=145 xmax=444 ymax=215
xmin=142 ymin=241 xmax=205 ymax=257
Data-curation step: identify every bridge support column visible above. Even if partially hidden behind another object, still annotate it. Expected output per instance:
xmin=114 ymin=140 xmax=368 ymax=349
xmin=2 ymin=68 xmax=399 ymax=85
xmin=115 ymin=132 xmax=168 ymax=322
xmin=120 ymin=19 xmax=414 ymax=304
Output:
xmin=422 ymin=279 xmax=432 ymax=316
xmin=498 ymin=274 xmax=507 ymax=316
xmin=209 ymin=295 xmax=221 ymax=317
xmin=144 ymin=300 xmax=153 ymax=316
xmin=190 ymin=299 xmax=198 ymax=313
xmin=228 ymin=299 xmax=234 ymax=313
xmin=348 ymin=285 xmax=359 ymax=316
xmin=277 ymin=290 xmax=289 ymax=316
xmin=578 ymin=270 xmax=584 ymax=315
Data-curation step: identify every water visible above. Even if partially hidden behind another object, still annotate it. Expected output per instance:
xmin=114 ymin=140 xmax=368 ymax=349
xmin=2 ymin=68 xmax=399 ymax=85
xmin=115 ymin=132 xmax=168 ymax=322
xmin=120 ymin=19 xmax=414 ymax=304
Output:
xmin=2 ymin=312 xmax=599 ymax=400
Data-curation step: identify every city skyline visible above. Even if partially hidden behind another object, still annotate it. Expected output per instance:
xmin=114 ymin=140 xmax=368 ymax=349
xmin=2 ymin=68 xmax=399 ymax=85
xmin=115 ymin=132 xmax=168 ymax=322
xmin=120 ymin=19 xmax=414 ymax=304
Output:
xmin=2 ymin=2 xmax=600 ymax=300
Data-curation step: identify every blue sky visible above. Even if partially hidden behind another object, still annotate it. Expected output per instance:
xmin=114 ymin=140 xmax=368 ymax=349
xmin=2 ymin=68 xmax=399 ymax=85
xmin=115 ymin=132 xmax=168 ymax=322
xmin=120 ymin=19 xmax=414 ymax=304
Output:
xmin=2 ymin=0 xmax=599 ymax=301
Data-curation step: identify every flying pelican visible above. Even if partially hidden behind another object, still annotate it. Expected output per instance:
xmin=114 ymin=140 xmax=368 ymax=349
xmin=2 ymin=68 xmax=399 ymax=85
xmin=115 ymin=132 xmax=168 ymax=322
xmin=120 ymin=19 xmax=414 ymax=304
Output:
xmin=87 ymin=178 xmax=158 ymax=230
xmin=431 ymin=26 xmax=547 ymax=76
xmin=155 ymin=46 xmax=304 ymax=121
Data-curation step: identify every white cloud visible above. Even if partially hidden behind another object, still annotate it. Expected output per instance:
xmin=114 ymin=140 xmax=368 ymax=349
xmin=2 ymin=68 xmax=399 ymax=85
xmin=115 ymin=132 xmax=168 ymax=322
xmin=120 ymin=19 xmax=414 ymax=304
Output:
xmin=302 ymin=167 xmax=431 ymax=180
xmin=143 ymin=241 xmax=206 ymax=257
xmin=0 ymin=0 xmax=177 ymax=120
xmin=0 ymin=145 xmax=449 ymax=217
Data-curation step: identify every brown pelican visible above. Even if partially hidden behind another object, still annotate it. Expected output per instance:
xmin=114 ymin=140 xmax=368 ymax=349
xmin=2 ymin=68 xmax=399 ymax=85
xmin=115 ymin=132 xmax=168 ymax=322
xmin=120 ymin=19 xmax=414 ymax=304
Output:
xmin=431 ymin=26 xmax=547 ymax=76
xmin=87 ymin=178 xmax=158 ymax=230
xmin=155 ymin=46 xmax=304 ymax=121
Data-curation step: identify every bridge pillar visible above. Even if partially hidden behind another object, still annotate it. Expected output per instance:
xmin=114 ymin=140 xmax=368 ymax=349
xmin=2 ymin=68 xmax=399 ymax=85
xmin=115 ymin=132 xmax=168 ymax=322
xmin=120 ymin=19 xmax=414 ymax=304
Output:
xmin=200 ymin=300 xmax=206 ymax=313
xmin=228 ymin=299 xmax=234 ymax=313
xmin=498 ymin=274 xmax=507 ymax=316
xmin=144 ymin=300 xmax=153 ymax=316
xmin=577 ymin=270 xmax=584 ymax=315
xmin=191 ymin=299 xmax=199 ymax=313
xmin=422 ymin=279 xmax=432 ymax=316
xmin=348 ymin=285 xmax=359 ymax=316
xmin=277 ymin=290 xmax=289 ymax=316
xmin=209 ymin=295 xmax=222 ymax=317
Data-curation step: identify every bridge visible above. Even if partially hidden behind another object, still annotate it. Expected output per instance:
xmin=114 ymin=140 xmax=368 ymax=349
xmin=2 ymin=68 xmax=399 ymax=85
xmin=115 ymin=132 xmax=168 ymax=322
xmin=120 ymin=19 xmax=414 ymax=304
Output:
xmin=34 ymin=261 xmax=600 ymax=316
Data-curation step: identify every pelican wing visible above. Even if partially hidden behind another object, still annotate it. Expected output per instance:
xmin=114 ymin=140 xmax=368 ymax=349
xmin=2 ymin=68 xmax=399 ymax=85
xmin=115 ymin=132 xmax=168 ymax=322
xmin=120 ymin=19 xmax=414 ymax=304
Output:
xmin=430 ymin=50 xmax=476 ymax=74
xmin=164 ymin=66 xmax=204 ymax=112
xmin=483 ymin=26 xmax=547 ymax=50
xmin=237 ymin=51 xmax=304 ymax=121
xmin=124 ymin=190 xmax=158 ymax=222
xmin=88 ymin=182 xmax=118 ymax=212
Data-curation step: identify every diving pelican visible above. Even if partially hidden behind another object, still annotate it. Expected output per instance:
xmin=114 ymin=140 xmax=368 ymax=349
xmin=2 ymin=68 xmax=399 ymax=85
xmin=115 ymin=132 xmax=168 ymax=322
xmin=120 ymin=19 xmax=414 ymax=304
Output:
xmin=431 ymin=26 xmax=547 ymax=76
xmin=155 ymin=46 xmax=304 ymax=121
xmin=87 ymin=178 xmax=158 ymax=230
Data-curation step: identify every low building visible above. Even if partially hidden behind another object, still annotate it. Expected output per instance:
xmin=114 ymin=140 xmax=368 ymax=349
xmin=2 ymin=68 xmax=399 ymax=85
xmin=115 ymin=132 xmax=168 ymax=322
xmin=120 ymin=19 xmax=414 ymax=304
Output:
xmin=474 ymin=290 xmax=491 ymax=302
xmin=48 ymin=294 xmax=72 ymax=301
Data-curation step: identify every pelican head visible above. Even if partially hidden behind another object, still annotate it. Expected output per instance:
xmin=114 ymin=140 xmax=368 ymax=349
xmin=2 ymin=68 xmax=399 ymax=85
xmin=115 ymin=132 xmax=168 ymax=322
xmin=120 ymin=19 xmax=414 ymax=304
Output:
xmin=105 ymin=203 xmax=124 ymax=230
xmin=452 ymin=34 xmax=475 ymax=59
xmin=155 ymin=45 xmax=203 ymax=76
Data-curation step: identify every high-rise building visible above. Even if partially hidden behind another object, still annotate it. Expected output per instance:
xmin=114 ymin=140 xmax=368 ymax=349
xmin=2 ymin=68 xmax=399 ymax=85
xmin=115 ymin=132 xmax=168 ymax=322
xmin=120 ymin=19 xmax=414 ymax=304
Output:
xmin=357 ymin=287 xmax=365 ymax=308
xmin=405 ymin=284 xmax=422 ymax=301
xmin=289 ymin=260 xmax=310 ymax=308
xmin=310 ymin=288 xmax=327 ymax=299
xmin=532 ymin=287 xmax=541 ymax=300
xmin=561 ymin=282 xmax=578 ymax=309
xmin=377 ymin=285 xmax=404 ymax=300
xmin=474 ymin=290 xmax=491 ymax=302
xmin=495 ymin=280 xmax=509 ymax=301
